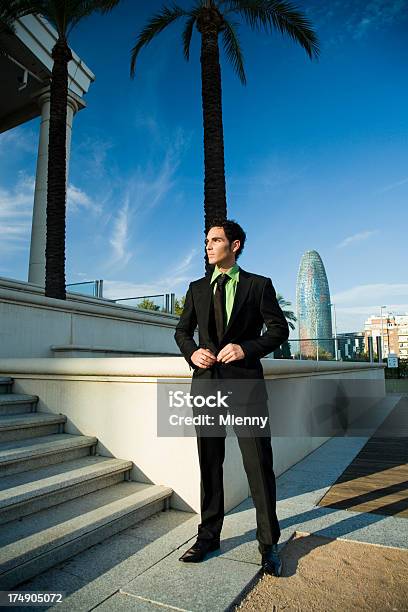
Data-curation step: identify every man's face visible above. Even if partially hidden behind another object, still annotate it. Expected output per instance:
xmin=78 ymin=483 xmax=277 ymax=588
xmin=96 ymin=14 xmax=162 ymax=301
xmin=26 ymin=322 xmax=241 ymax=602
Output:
xmin=205 ymin=226 xmax=239 ymax=267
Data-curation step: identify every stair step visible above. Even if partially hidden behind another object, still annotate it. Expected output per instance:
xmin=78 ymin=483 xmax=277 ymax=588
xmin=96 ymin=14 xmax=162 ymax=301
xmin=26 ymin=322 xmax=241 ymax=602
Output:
xmin=0 ymin=456 xmax=133 ymax=524
xmin=0 ymin=434 xmax=97 ymax=476
xmin=0 ymin=394 xmax=38 ymax=415
xmin=0 ymin=413 xmax=66 ymax=442
xmin=0 ymin=481 xmax=173 ymax=589
xmin=0 ymin=378 xmax=12 ymax=395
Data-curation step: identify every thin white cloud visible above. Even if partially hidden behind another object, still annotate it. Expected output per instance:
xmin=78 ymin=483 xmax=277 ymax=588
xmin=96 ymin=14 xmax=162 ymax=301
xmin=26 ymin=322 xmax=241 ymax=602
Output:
xmin=0 ymin=173 xmax=34 ymax=255
xmin=309 ymin=0 xmax=408 ymax=45
xmin=0 ymin=174 xmax=101 ymax=259
xmin=103 ymin=129 xmax=189 ymax=272
xmin=229 ymin=156 xmax=307 ymax=197
xmin=133 ymin=113 xmax=161 ymax=144
xmin=332 ymin=308 xmax=408 ymax=334
xmin=156 ymin=247 xmax=198 ymax=289
xmin=379 ymin=176 xmax=408 ymax=194
xmin=67 ymin=184 xmax=101 ymax=214
xmin=74 ymin=136 xmax=114 ymax=181
xmin=335 ymin=304 xmax=408 ymax=315
xmin=332 ymin=283 xmax=408 ymax=306
xmin=336 ymin=229 xmax=378 ymax=249
xmin=103 ymin=247 xmax=198 ymax=302
xmin=134 ymin=128 xmax=187 ymax=211
xmin=172 ymin=248 xmax=197 ymax=275
xmin=71 ymin=272 xmax=90 ymax=279
xmin=108 ymin=197 xmax=131 ymax=268
xmin=328 ymin=282 xmax=408 ymax=332
xmin=103 ymin=280 xmax=164 ymax=301
xmin=351 ymin=0 xmax=407 ymax=39
xmin=0 ymin=127 xmax=37 ymax=156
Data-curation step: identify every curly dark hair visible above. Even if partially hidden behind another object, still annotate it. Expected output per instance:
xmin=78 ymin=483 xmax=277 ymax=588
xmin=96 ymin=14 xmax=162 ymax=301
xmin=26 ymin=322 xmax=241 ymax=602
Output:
xmin=207 ymin=218 xmax=246 ymax=260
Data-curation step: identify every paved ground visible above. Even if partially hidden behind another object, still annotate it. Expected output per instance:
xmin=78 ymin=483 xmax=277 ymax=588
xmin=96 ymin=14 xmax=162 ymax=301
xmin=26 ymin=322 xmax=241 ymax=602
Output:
xmin=14 ymin=405 xmax=408 ymax=611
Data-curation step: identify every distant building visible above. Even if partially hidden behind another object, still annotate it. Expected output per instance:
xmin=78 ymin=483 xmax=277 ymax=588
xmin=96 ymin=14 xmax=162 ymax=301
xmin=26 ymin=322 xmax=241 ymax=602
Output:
xmin=364 ymin=313 xmax=408 ymax=358
xmin=296 ymin=250 xmax=333 ymax=358
xmin=336 ymin=332 xmax=365 ymax=361
xmin=396 ymin=316 xmax=408 ymax=359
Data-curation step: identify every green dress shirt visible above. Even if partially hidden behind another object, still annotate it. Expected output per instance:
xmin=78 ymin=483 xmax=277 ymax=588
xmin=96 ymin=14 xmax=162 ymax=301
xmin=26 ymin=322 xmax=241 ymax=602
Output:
xmin=210 ymin=263 xmax=240 ymax=325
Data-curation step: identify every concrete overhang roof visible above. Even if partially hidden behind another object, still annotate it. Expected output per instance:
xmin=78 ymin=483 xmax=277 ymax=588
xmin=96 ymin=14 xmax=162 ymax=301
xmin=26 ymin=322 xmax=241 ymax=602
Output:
xmin=0 ymin=14 xmax=95 ymax=133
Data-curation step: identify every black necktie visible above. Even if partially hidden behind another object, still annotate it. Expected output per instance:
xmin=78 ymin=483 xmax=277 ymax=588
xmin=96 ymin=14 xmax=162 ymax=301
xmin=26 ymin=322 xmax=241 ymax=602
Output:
xmin=214 ymin=274 xmax=229 ymax=344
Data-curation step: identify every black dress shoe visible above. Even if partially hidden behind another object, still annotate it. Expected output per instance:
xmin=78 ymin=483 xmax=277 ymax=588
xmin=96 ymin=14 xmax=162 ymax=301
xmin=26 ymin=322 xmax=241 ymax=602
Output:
xmin=261 ymin=544 xmax=282 ymax=577
xmin=179 ymin=538 xmax=220 ymax=563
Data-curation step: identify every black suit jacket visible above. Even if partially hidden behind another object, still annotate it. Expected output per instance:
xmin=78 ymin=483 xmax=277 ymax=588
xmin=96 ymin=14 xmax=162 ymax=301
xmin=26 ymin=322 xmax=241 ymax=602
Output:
xmin=174 ymin=268 xmax=289 ymax=402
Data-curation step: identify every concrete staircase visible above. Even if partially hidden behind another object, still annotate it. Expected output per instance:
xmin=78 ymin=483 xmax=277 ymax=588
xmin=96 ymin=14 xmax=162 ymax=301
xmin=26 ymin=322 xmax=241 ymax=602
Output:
xmin=0 ymin=377 xmax=173 ymax=589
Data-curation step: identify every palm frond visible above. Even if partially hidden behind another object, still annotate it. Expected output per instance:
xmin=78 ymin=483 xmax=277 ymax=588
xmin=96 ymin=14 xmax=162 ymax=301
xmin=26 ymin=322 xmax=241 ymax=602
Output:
xmin=276 ymin=292 xmax=297 ymax=329
xmin=220 ymin=0 xmax=319 ymax=60
xmin=65 ymin=0 xmax=121 ymax=36
xmin=0 ymin=0 xmax=39 ymax=28
xmin=221 ymin=17 xmax=246 ymax=84
xmin=277 ymin=295 xmax=293 ymax=308
xmin=130 ymin=4 xmax=187 ymax=78
xmin=182 ymin=14 xmax=196 ymax=60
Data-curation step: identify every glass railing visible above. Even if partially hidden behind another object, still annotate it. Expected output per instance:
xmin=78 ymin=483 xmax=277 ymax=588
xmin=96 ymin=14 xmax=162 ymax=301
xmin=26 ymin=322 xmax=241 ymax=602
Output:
xmin=114 ymin=293 xmax=175 ymax=314
xmin=66 ymin=280 xmax=103 ymax=298
xmin=66 ymin=282 xmax=175 ymax=314
xmin=269 ymin=336 xmax=373 ymax=362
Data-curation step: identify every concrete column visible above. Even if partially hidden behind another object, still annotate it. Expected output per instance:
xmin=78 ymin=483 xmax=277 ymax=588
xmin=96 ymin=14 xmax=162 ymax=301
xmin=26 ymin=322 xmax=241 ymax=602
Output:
xmin=28 ymin=87 xmax=84 ymax=286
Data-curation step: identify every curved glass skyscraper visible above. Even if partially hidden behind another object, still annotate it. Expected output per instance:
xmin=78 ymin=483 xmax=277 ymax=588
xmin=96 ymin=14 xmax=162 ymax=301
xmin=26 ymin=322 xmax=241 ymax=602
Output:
xmin=296 ymin=250 xmax=333 ymax=358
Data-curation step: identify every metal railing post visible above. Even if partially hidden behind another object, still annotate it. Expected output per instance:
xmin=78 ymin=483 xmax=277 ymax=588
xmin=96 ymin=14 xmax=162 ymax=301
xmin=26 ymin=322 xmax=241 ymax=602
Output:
xmin=368 ymin=336 xmax=374 ymax=363
xmin=376 ymin=336 xmax=382 ymax=363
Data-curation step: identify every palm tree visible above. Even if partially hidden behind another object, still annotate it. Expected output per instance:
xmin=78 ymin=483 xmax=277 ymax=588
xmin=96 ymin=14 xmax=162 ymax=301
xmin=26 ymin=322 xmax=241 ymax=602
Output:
xmin=0 ymin=0 xmax=120 ymax=299
xmin=276 ymin=292 xmax=296 ymax=358
xmin=272 ymin=292 xmax=296 ymax=358
xmin=276 ymin=292 xmax=296 ymax=331
xmin=130 ymin=0 xmax=319 ymax=272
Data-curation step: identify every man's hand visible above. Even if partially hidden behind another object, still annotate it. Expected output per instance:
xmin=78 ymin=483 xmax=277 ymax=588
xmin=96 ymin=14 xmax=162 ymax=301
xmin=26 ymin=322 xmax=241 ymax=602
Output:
xmin=217 ymin=343 xmax=245 ymax=364
xmin=191 ymin=348 xmax=217 ymax=369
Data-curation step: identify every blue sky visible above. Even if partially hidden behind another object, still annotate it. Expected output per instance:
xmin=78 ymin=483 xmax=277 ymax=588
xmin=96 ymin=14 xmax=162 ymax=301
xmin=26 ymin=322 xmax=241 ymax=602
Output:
xmin=1 ymin=0 xmax=407 ymax=334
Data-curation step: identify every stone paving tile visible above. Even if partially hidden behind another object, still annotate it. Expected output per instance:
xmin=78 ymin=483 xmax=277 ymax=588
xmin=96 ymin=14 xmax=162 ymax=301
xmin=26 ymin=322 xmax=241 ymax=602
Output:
xmin=124 ymin=508 xmax=199 ymax=542
xmin=277 ymin=481 xmax=330 ymax=504
xmin=287 ymin=507 xmax=408 ymax=549
xmin=226 ymin=496 xmax=408 ymax=552
xmin=58 ymin=510 xmax=198 ymax=582
xmin=276 ymin=440 xmax=367 ymax=472
xmin=15 ymin=536 xmax=185 ymax=612
xmin=94 ymin=591 xmax=192 ymax=611
xmin=122 ymin=547 xmax=260 ymax=612
xmin=9 ymin=567 xmax=88 ymax=612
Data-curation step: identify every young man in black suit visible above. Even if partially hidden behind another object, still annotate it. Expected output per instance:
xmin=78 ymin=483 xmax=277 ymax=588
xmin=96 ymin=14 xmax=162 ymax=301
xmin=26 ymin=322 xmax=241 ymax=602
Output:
xmin=174 ymin=218 xmax=289 ymax=576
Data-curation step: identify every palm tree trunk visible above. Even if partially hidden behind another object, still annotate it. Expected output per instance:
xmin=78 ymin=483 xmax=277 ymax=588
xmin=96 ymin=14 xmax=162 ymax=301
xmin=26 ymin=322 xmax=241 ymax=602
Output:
xmin=198 ymin=9 xmax=227 ymax=275
xmin=45 ymin=37 xmax=72 ymax=300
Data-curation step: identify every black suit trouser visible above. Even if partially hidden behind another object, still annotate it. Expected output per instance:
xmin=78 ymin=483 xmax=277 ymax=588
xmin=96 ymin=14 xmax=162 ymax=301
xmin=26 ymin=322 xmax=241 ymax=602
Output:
xmin=194 ymin=402 xmax=281 ymax=553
